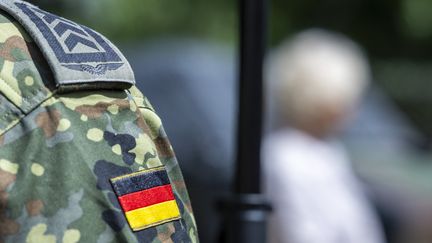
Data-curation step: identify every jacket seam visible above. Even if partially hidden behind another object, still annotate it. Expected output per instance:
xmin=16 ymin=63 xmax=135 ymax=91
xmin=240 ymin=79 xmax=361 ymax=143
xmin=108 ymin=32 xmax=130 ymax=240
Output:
xmin=0 ymin=90 xmax=56 ymax=137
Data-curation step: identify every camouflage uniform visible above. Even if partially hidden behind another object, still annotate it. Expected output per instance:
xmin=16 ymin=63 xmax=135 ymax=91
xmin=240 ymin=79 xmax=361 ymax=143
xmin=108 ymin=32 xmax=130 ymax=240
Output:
xmin=0 ymin=1 xmax=198 ymax=242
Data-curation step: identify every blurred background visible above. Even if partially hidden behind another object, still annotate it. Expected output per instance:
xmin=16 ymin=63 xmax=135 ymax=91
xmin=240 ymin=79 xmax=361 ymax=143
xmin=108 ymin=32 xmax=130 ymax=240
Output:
xmin=28 ymin=0 xmax=432 ymax=242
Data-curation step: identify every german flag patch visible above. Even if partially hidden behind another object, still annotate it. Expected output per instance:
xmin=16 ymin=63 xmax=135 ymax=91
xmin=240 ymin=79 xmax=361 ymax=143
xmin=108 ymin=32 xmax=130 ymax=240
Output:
xmin=110 ymin=166 xmax=181 ymax=231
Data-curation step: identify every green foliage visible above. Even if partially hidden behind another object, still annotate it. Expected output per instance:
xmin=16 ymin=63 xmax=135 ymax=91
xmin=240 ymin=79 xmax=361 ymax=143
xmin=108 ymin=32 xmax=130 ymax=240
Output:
xmin=26 ymin=0 xmax=432 ymax=135
xmin=28 ymin=0 xmax=432 ymax=53
xmin=401 ymin=0 xmax=432 ymax=38
xmin=29 ymin=0 xmax=236 ymax=42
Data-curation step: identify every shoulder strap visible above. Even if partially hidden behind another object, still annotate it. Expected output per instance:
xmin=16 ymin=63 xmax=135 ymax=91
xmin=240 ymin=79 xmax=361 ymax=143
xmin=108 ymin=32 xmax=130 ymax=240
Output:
xmin=0 ymin=0 xmax=135 ymax=92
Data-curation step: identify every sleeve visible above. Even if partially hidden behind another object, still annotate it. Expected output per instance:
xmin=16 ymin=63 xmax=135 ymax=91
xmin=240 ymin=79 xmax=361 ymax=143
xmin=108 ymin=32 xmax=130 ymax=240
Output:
xmin=0 ymin=8 xmax=197 ymax=242
xmin=0 ymin=87 xmax=198 ymax=243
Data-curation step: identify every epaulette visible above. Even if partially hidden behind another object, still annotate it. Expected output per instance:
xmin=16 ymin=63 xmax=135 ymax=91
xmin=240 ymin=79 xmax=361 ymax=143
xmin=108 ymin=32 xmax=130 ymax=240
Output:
xmin=0 ymin=0 xmax=135 ymax=93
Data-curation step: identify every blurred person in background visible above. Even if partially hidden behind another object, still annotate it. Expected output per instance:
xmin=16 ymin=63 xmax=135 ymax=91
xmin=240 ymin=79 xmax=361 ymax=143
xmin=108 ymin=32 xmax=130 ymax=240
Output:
xmin=263 ymin=29 xmax=385 ymax=243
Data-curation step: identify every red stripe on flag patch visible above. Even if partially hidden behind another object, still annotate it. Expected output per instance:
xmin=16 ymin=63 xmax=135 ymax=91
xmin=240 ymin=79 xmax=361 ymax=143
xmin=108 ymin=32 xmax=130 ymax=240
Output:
xmin=118 ymin=184 xmax=175 ymax=212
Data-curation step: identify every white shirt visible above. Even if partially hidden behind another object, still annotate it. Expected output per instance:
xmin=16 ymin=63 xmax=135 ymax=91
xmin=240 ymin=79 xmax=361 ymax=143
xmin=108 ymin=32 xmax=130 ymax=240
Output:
xmin=263 ymin=129 xmax=384 ymax=243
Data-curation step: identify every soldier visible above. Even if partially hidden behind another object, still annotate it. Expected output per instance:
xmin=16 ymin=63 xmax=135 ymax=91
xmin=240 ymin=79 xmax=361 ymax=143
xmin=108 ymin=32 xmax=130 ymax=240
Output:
xmin=0 ymin=0 xmax=198 ymax=242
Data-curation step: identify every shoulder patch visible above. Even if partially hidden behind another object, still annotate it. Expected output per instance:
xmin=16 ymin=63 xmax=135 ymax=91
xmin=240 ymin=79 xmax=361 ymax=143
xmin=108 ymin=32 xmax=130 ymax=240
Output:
xmin=0 ymin=0 xmax=135 ymax=92
xmin=110 ymin=166 xmax=182 ymax=231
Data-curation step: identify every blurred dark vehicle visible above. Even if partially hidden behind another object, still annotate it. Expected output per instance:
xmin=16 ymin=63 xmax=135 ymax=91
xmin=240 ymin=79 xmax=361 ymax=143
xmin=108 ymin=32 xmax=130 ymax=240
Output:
xmin=124 ymin=40 xmax=237 ymax=243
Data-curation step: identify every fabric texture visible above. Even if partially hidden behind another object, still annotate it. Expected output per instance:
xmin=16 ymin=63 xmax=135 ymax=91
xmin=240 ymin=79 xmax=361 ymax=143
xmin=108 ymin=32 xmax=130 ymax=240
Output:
xmin=125 ymin=201 xmax=181 ymax=232
xmin=117 ymin=185 xmax=176 ymax=212
xmin=110 ymin=167 xmax=171 ymax=196
xmin=0 ymin=5 xmax=198 ymax=243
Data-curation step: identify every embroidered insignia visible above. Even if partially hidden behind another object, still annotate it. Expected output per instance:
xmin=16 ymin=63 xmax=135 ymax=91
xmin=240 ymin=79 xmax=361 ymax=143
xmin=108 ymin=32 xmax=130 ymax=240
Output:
xmin=15 ymin=2 xmax=123 ymax=75
xmin=110 ymin=166 xmax=181 ymax=231
xmin=0 ymin=0 xmax=135 ymax=90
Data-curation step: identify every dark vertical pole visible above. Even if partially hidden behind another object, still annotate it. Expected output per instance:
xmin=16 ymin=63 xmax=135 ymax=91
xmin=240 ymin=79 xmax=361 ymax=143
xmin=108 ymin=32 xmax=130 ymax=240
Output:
xmin=218 ymin=0 xmax=271 ymax=242
xmin=235 ymin=0 xmax=266 ymax=194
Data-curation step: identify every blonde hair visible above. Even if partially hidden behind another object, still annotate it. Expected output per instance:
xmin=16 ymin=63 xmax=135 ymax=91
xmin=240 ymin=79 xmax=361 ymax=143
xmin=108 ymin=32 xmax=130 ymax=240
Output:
xmin=267 ymin=29 xmax=370 ymax=127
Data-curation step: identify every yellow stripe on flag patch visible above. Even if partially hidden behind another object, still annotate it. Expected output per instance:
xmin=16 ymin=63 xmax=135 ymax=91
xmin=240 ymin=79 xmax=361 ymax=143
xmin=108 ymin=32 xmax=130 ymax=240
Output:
xmin=125 ymin=200 xmax=181 ymax=231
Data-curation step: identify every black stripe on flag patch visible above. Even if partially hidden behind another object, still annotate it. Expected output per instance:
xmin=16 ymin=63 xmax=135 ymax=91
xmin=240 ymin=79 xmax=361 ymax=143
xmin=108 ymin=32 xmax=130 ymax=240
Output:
xmin=110 ymin=167 xmax=170 ymax=196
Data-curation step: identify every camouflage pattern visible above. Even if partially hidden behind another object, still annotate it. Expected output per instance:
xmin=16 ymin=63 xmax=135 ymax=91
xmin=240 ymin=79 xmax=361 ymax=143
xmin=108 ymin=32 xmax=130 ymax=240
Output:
xmin=0 ymin=9 xmax=198 ymax=243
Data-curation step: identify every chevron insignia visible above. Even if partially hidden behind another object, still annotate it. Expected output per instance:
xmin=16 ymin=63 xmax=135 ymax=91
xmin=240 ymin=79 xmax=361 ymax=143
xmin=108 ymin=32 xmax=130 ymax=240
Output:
xmin=15 ymin=2 xmax=124 ymax=75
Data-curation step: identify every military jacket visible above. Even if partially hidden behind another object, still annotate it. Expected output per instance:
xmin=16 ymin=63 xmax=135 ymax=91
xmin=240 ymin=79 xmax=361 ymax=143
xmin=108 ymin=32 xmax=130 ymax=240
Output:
xmin=0 ymin=1 xmax=198 ymax=242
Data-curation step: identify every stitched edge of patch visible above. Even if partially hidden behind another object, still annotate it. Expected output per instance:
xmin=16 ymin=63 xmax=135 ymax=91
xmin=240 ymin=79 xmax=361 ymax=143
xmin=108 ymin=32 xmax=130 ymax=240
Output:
xmin=132 ymin=215 xmax=182 ymax=232
xmin=110 ymin=166 xmax=165 ymax=183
